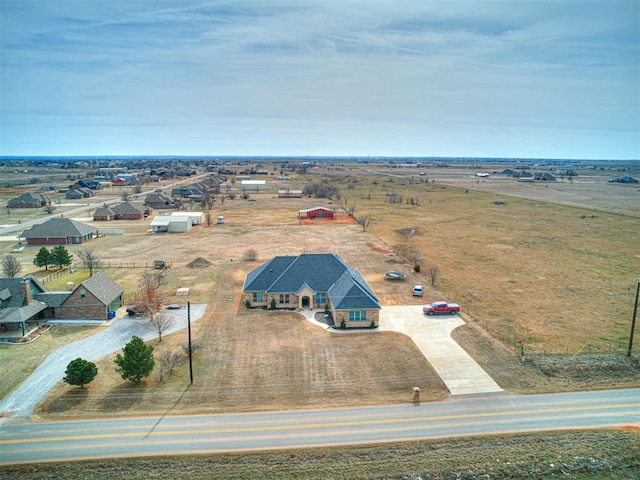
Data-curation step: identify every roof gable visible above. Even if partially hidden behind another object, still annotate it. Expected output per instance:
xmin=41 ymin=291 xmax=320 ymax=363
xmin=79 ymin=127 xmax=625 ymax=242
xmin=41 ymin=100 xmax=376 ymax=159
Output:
xmin=21 ymin=218 xmax=97 ymax=239
xmin=77 ymin=272 xmax=123 ymax=305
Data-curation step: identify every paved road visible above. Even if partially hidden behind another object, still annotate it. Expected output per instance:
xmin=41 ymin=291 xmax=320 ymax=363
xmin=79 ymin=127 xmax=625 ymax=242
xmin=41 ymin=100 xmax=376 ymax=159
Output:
xmin=1 ymin=388 xmax=638 ymax=465
xmin=0 ymin=304 xmax=207 ymax=418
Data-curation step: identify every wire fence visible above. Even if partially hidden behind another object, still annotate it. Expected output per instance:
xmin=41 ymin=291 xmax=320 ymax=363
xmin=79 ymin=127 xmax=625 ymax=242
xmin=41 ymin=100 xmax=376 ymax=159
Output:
xmin=40 ymin=261 xmax=172 ymax=284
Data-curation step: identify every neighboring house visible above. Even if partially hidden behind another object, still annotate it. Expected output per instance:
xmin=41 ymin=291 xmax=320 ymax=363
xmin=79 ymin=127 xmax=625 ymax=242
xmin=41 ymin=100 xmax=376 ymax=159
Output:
xmin=66 ymin=187 xmax=94 ymax=199
xmin=111 ymin=201 xmax=149 ymax=220
xmin=7 ymin=192 xmax=52 ymax=209
xmin=50 ymin=272 xmax=123 ymax=320
xmin=93 ymin=206 xmax=116 ymax=221
xmin=150 ymin=215 xmax=192 ymax=233
xmin=0 ymin=276 xmax=48 ymax=337
xmin=0 ymin=272 xmax=125 ymax=339
xmin=144 ymin=192 xmax=174 ymax=209
xmin=69 ymin=179 xmax=101 ymax=190
xmin=243 ymin=253 xmax=381 ymax=328
xmin=20 ymin=218 xmax=97 ymax=245
xmin=298 ymin=206 xmax=334 ymax=220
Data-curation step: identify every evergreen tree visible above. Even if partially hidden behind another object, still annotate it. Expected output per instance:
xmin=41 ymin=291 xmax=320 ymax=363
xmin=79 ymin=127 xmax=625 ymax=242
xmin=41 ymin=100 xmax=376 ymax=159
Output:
xmin=50 ymin=245 xmax=73 ymax=269
xmin=63 ymin=358 xmax=98 ymax=388
xmin=33 ymin=247 xmax=53 ymax=271
xmin=114 ymin=336 xmax=155 ymax=383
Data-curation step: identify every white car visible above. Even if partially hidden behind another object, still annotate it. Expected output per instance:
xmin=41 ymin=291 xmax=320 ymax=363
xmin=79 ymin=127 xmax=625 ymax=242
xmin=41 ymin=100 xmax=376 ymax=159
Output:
xmin=412 ymin=285 xmax=424 ymax=296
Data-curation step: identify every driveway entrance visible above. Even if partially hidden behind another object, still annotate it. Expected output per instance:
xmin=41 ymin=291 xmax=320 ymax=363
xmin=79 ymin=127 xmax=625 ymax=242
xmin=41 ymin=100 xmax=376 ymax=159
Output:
xmin=378 ymin=306 xmax=503 ymax=396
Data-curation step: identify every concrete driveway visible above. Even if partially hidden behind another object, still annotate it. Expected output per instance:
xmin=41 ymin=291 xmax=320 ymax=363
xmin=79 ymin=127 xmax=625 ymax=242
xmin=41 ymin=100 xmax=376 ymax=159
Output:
xmin=378 ymin=305 xmax=503 ymax=396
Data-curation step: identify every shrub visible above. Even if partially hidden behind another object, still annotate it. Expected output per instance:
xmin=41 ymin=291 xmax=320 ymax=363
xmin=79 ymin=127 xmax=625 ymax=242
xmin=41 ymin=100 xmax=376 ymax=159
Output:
xmin=245 ymin=299 xmax=251 ymax=309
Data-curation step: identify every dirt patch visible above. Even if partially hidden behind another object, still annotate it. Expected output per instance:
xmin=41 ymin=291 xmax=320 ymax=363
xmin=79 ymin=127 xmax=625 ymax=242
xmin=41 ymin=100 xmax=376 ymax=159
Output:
xmin=186 ymin=257 xmax=212 ymax=268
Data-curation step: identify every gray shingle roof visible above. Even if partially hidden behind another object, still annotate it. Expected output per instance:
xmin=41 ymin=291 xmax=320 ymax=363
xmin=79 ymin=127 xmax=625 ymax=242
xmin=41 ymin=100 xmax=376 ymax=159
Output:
xmin=243 ymin=254 xmax=380 ymax=310
xmin=112 ymin=201 xmax=146 ymax=214
xmin=21 ymin=218 xmax=97 ymax=239
xmin=79 ymin=271 xmax=123 ymax=305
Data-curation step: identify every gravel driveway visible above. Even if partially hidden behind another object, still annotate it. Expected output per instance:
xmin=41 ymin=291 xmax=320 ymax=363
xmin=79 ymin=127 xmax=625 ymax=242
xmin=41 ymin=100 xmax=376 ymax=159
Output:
xmin=0 ymin=304 xmax=207 ymax=419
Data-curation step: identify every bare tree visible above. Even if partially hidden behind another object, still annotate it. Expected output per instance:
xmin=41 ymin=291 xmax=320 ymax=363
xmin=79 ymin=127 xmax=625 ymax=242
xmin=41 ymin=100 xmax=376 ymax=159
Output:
xmin=1 ymin=255 xmax=22 ymax=278
xmin=357 ymin=215 xmax=371 ymax=232
xmin=76 ymin=248 xmax=101 ymax=276
xmin=180 ymin=339 xmax=201 ymax=355
xmin=428 ymin=264 xmax=440 ymax=286
xmin=408 ymin=248 xmax=423 ymax=272
xmin=242 ymin=249 xmax=257 ymax=261
xmin=205 ymin=212 xmax=212 ymax=226
xmin=147 ymin=310 xmax=174 ymax=343
xmin=157 ymin=348 xmax=184 ymax=381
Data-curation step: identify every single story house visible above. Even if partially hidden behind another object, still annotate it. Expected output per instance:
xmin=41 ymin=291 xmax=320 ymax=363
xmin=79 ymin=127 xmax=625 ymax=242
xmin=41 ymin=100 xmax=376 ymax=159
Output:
xmin=243 ymin=253 xmax=381 ymax=328
xmin=69 ymin=179 xmax=101 ymax=190
xmin=0 ymin=273 xmax=124 ymax=339
xmin=298 ymin=206 xmax=334 ymax=219
xmin=241 ymin=180 xmax=266 ymax=192
xmin=93 ymin=206 xmax=116 ymax=221
xmin=108 ymin=201 xmax=149 ymax=220
xmin=170 ymin=211 xmax=204 ymax=225
xmin=20 ymin=218 xmax=97 ymax=245
xmin=66 ymin=187 xmax=94 ymax=199
xmin=0 ymin=276 xmax=48 ymax=337
xmin=150 ymin=215 xmax=192 ymax=233
xmin=144 ymin=192 xmax=174 ymax=209
xmin=46 ymin=271 xmax=123 ymax=321
xmin=7 ymin=192 xmax=53 ymax=209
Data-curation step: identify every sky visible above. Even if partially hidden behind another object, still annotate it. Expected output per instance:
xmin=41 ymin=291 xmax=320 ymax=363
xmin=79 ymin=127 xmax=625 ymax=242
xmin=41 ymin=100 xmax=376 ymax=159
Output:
xmin=1 ymin=0 xmax=638 ymax=159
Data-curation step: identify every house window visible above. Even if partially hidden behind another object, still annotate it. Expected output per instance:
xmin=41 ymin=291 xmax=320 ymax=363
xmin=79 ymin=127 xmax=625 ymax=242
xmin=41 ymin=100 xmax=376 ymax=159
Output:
xmin=252 ymin=292 xmax=263 ymax=303
xmin=315 ymin=293 xmax=327 ymax=304
xmin=80 ymin=289 xmax=86 ymax=299
xmin=279 ymin=294 xmax=290 ymax=304
xmin=349 ymin=310 xmax=367 ymax=322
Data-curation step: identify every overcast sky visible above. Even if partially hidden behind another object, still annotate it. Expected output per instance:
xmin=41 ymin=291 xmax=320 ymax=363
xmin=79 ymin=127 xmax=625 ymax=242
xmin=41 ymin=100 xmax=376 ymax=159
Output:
xmin=1 ymin=0 xmax=638 ymax=159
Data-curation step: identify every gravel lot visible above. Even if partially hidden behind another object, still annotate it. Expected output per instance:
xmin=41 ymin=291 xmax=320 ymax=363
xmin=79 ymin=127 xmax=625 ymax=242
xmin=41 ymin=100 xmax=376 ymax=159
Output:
xmin=0 ymin=304 xmax=206 ymax=418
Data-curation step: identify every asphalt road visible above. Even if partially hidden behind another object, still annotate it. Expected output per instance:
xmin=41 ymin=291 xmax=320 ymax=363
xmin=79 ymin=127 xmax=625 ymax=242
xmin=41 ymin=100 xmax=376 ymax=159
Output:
xmin=1 ymin=388 xmax=638 ymax=465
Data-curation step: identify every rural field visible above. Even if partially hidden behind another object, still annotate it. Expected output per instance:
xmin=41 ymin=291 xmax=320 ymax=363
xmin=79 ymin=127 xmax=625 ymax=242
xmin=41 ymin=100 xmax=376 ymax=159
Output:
xmin=1 ymin=160 xmax=639 ymax=478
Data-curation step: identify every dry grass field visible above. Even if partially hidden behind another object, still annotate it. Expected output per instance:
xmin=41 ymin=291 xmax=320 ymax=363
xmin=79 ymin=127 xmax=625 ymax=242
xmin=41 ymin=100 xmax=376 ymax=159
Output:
xmin=1 ymin=162 xmax=639 ymax=478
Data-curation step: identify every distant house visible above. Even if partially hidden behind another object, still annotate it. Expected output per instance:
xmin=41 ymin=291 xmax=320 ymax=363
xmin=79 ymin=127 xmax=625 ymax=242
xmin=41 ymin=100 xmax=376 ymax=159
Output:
xmin=20 ymin=218 xmax=97 ymax=245
xmin=150 ymin=215 xmax=192 ymax=233
xmin=113 ymin=174 xmax=139 ymax=186
xmin=7 ymin=192 xmax=52 ymax=209
xmin=144 ymin=192 xmax=174 ymax=209
xmin=69 ymin=179 xmax=101 ymax=190
xmin=110 ymin=201 xmax=149 ymax=220
xmin=298 ymin=206 xmax=334 ymax=220
xmin=93 ymin=206 xmax=116 ymax=221
xmin=66 ymin=187 xmax=94 ymax=199
xmin=243 ymin=253 xmax=381 ymax=328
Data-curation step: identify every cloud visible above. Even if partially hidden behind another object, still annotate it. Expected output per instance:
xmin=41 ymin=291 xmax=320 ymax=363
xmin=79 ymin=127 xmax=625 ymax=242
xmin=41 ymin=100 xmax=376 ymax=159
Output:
xmin=1 ymin=0 xmax=638 ymax=158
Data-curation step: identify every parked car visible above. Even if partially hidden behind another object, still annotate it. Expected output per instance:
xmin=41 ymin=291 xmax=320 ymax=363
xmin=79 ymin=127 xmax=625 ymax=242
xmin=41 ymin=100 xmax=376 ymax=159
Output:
xmin=412 ymin=285 xmax=424 ymax=296
xmin=423 ymin=301 xmax=460 ymax=315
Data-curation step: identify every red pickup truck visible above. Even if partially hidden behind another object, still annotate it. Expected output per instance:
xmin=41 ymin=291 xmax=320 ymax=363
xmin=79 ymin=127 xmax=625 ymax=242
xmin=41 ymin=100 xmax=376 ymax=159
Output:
xmin=423 ymin=301 xmax=460 ymax=315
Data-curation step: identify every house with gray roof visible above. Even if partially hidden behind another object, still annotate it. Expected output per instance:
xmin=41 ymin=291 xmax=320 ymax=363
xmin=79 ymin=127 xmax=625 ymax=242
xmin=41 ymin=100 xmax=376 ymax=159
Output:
xmin=52 ymin=271 xmax=123 ymax=321
xmin=20 ymin=218 xmax=97 ymax=246
xmin=7 ymin=192 xmax=52 ymax=209
xmin=0 ymin=272 xmax=124 ymax=340
xmin=243 ymin=253 xmax=380 ymax=328
xmin=93 ymin=201 xmax=149 ymax=221
xmin=0 ymin=276 xmax=48 ymax=337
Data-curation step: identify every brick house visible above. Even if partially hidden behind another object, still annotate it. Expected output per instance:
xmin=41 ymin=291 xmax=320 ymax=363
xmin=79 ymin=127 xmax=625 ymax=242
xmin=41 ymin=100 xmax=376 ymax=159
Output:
xmin=7 ymin=192 xmax=53 ymax=209
xmin=242 ymin=253 xmax=380 ymax=328
xmin=20 ymin=218 xmax=97 ymax=245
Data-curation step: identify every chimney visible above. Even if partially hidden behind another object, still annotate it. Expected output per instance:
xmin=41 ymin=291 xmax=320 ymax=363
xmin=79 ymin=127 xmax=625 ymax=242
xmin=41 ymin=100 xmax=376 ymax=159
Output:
xmin=20 ymin=279 xmax=31 ymax=305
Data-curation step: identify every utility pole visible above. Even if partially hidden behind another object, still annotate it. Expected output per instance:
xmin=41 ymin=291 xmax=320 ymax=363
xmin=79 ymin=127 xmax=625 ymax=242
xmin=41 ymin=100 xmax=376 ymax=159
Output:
xmin=187 ymin=301 xmax=193 ymax=383
xmin=627 ymin=279 xmax=640 ymax=357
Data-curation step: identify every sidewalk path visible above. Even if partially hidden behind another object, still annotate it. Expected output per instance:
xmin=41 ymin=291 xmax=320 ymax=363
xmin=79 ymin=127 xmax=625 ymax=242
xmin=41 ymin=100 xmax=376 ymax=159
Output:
xmin=378 ymin=305 xmax=503 ymax=396
xmin=0 ymin=304 xmax=207 ymax=418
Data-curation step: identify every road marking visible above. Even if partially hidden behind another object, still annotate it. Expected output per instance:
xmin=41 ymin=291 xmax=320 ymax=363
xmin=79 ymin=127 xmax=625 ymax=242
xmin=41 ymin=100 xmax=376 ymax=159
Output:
xmin=1 ymin=402 xmax=638 ymax=446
